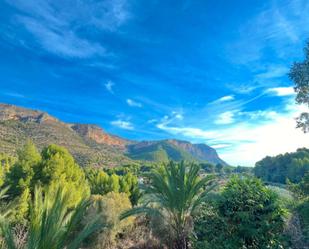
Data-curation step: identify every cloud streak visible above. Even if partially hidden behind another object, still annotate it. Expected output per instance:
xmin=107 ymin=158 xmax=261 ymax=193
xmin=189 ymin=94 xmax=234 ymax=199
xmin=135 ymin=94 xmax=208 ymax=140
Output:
xmin=156 ymin=99 xmax=309 ymax=166
xmin=266 ymin=86 xmax=295 ymax=96
xmin=127 ymin=99 xmax=142 ymax=107
xmin=111 ymin=119 xmax=134 ymax=130
xmin=5 ymin=0 xmax=131 ymax=58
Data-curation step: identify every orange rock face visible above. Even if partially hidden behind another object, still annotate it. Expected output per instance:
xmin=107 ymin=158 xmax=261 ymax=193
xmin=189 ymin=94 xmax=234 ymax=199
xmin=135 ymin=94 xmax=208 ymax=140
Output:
xmin=71 ymin=124 xmax=129 ymax=148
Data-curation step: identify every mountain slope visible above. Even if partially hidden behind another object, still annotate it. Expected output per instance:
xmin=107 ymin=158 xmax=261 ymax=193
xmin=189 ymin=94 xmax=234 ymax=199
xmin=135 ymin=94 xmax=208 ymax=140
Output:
xmin=0 ymin=104 xmax=132 ymax=167
xmin=127 ymin=139 xmax=227 ymax=165
xmin=0 ymin=103 xmax=228 ymax=167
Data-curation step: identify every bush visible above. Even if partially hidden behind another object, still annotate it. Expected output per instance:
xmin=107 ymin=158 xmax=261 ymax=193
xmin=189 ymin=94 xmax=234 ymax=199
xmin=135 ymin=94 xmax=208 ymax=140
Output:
xmin=85 ymin=192 xmax=134 ymax=248
xmin=194 ymin=176 xmax=287 ymax=249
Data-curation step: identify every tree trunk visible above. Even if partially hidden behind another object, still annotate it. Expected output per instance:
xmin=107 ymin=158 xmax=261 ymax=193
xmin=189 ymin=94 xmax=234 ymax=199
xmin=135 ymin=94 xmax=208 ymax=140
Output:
xmin=174 ymin=235 xmax=189 ymax=249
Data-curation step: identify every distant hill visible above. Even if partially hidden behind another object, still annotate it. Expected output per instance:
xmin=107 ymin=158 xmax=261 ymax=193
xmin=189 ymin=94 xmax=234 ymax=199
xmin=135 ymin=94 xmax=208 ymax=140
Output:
xmin=0 ymin=103 xmax=227 ymax=167
xmin=254 ymin=148 xmax=309 ymax=184
xmin=127 ymin=139 xmax=227 ymax=165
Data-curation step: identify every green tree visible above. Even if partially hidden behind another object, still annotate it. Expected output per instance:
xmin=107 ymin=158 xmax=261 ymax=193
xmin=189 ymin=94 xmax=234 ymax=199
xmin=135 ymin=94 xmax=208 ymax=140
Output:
xmin=121 ymin=161 xmax=215 ymax=249
xmin=0 ymin=187 xmax=103 ymax=249
xmin=85 ymin=168 xmax=110 ymax=195
xmin=0 ymin=154 xmax=15 ymax=187
xmin=86 ymin=168 xmax=140 ymax=205
xmin=107 ymin=174 xmax=120 ymax=193
xmin=5 ymin=141 xmax=41 ymax=197
xmin=194 ymin=176 xmax=286 ymax=249
xmin=215 ymin=163 xmax=224 ymax=174
xmin=120 ymin=172 xmax=140 ymax=205
xmin=254 ymin=148 xmax=309 ymax=184
xmin=290 ymin=41 xmax=309 ymax=132
xmin=39 ymin=144 xmax=90 ymax=207
xmin=200 ymin=163 xmax=215 ymax=173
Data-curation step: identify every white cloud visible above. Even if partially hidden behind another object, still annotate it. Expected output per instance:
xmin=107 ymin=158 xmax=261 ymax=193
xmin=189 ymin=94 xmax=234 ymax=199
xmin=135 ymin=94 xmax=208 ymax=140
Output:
xmin=6 ymin=0 xmax=131 ymax=58
xmin=214 ymin=111 xmax=235 ymax=125
xmin=3 ymin=92 xmax=26 ymax=98
xmin=267 ymin=87 xmax=295 ymax=96
xmin=255 ymin=65 xmax=289 ymax=80
xmin=105 ymin=81 xmax=114 ymax=94
xmin=240 ymin=110 xmax=279 ymax=120
xmin=171 ymin=111 xmax=184 ymax=120
xmin=111 ymin=119 xmax=134 ymax=130
xmin=18 ymin=16 xmax=106 ymax=58
xmin=127 ymin=99 xmax=142 ymax=107
xmin=157 ymin=123 xmax=218 ymax=138
xmin=215 ymin=95 xmax=234 ymax=102
xmin=211 ymin=144 xmax=232 ymax=149
xmin=157 ymin=100 xmax=309 ymax=166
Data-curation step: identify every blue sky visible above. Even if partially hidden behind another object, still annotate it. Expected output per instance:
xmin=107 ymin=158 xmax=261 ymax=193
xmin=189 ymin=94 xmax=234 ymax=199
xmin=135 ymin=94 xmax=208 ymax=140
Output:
xmin=0 ymin=0 xmax=309 ymax=166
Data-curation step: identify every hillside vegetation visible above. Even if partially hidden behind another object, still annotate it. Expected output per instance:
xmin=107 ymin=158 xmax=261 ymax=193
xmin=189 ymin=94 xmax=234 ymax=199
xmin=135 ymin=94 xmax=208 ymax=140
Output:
xmin=0 ymin=104 xmax=227 ymax=167
xmin=0 ymin=144 xmax=294 ymax=249
xmin=254 ymin=148 xmax=309 ymax=184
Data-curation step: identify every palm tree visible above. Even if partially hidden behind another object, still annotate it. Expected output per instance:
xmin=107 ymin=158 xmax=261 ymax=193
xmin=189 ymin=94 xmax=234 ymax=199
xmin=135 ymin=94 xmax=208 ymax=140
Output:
xmin=0 ymin=187 xmax=104 ymax=249
xmin=121 ymin=161 xmax=216 ymax=249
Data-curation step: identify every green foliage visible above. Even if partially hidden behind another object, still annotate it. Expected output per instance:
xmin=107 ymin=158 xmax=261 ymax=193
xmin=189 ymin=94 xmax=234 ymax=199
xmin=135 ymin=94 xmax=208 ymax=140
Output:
xmin=0 ymin=186 xmax=103 ymax=249
xmin=85 ymin=192 xmax=134 ymax=248
xmin=254 ymin=148 xmax=309 ymax=184
xmin=0 ymin=186 xmax=12 ymax=224
xmin=297 ymin=198 xmax=309 ymax=242
xmin=121 ymin=161 xmax=216 ymax=249
xmin=106 ymin=164 xmax=141 ymax=176
xmin=10 ymin=188 xmax=30 ymax=225
xmin=288 ymin=172 xmax=309 ymax=243
xmin=194 ymin=176 xmax=287 ymax=249
xmin=5 ymin=141 xmax=41 ymax=198
xmin=85 ymin=168 xmax=110 ymax=195
xmin=232 ymin=165 xmax=252 ymax=174
xmin=3 ymin=143 xmax=90 ymax=223
xmin=200 ymin=163 xmax=215 ymax=173
xmin=289 ymin=172 xmax=309 ymax=198
xmin=127 ymin=141 xmax=195 ymax=162
xmin=0 ymin=154 xmax=15 ymax=187
xmin=289 ymin=41 xmax=309 ymax=132
xmin=39 ymin=144 xmax=90 ymax=207
xmin=85 ymin=168 xmax=140 ymax=205
xmin=120 ymin=172 xmax=140 ymax=205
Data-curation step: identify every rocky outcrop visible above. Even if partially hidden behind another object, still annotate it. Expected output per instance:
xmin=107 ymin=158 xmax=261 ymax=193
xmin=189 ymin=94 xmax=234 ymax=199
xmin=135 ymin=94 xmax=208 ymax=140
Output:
xmin=71 ymin=124 xmax=129 ymax=148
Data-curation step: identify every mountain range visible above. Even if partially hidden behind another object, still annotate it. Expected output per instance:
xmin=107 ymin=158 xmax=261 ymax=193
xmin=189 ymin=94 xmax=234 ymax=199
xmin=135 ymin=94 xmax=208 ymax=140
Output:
xmin=0 ymin=103 xmax=227 ymax=167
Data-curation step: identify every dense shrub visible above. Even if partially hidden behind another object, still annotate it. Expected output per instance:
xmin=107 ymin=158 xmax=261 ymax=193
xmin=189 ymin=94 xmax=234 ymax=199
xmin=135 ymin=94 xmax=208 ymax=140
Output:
xmin=84 ymin=192 xmax=134 ymax=248
xmin=194 ymin=176 xmax=287 ymax=249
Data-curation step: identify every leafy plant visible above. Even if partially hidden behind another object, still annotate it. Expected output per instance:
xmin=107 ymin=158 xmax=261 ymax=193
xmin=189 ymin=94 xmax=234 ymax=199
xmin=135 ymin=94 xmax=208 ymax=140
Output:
xmin=121 ymin=161 xmax=216 ymax=249
xmin=194 ymin=176 xmax=287 ymax=249
xmin=0 ymin=187 xmax=104 ymax=249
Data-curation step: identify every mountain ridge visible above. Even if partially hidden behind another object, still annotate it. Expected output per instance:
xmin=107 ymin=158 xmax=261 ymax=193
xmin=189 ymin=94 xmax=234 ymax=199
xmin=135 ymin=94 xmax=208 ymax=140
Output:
xmin=0 ymin=103 xmax=228 ymax=167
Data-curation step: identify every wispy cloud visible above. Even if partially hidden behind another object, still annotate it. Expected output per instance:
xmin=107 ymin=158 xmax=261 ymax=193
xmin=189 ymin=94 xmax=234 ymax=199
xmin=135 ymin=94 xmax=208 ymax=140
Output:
xmin=127 ymin=98 xmax=142 ymax=107
xmin=255 ymin=65 xmax=289 ymax=80
xmin=5 ymin=0 xmax=131 ymax=58
xmin=211 ymin=144 xmax=232 ymax=149
xmin=111 ymin=119 xmax=134 ymax=130
xmin=105 ymin=81 xmax=115 ymax=94
xmin=214 ymin=111 xmax=235 ymax=125
xmin=228 ymin=0 xmax=309 ymax=64
xmin=266 ymin=86 xmax=295 ymax=96
xmin=156 ymin=99 xmax=309 ymax=166
xmin=17 ymin=16 xmax=105 ymax=58
xmin=214 ymin=95 xmax=235 ymax=103
xmin=3 ymin=92 xmax=26 ymax=98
